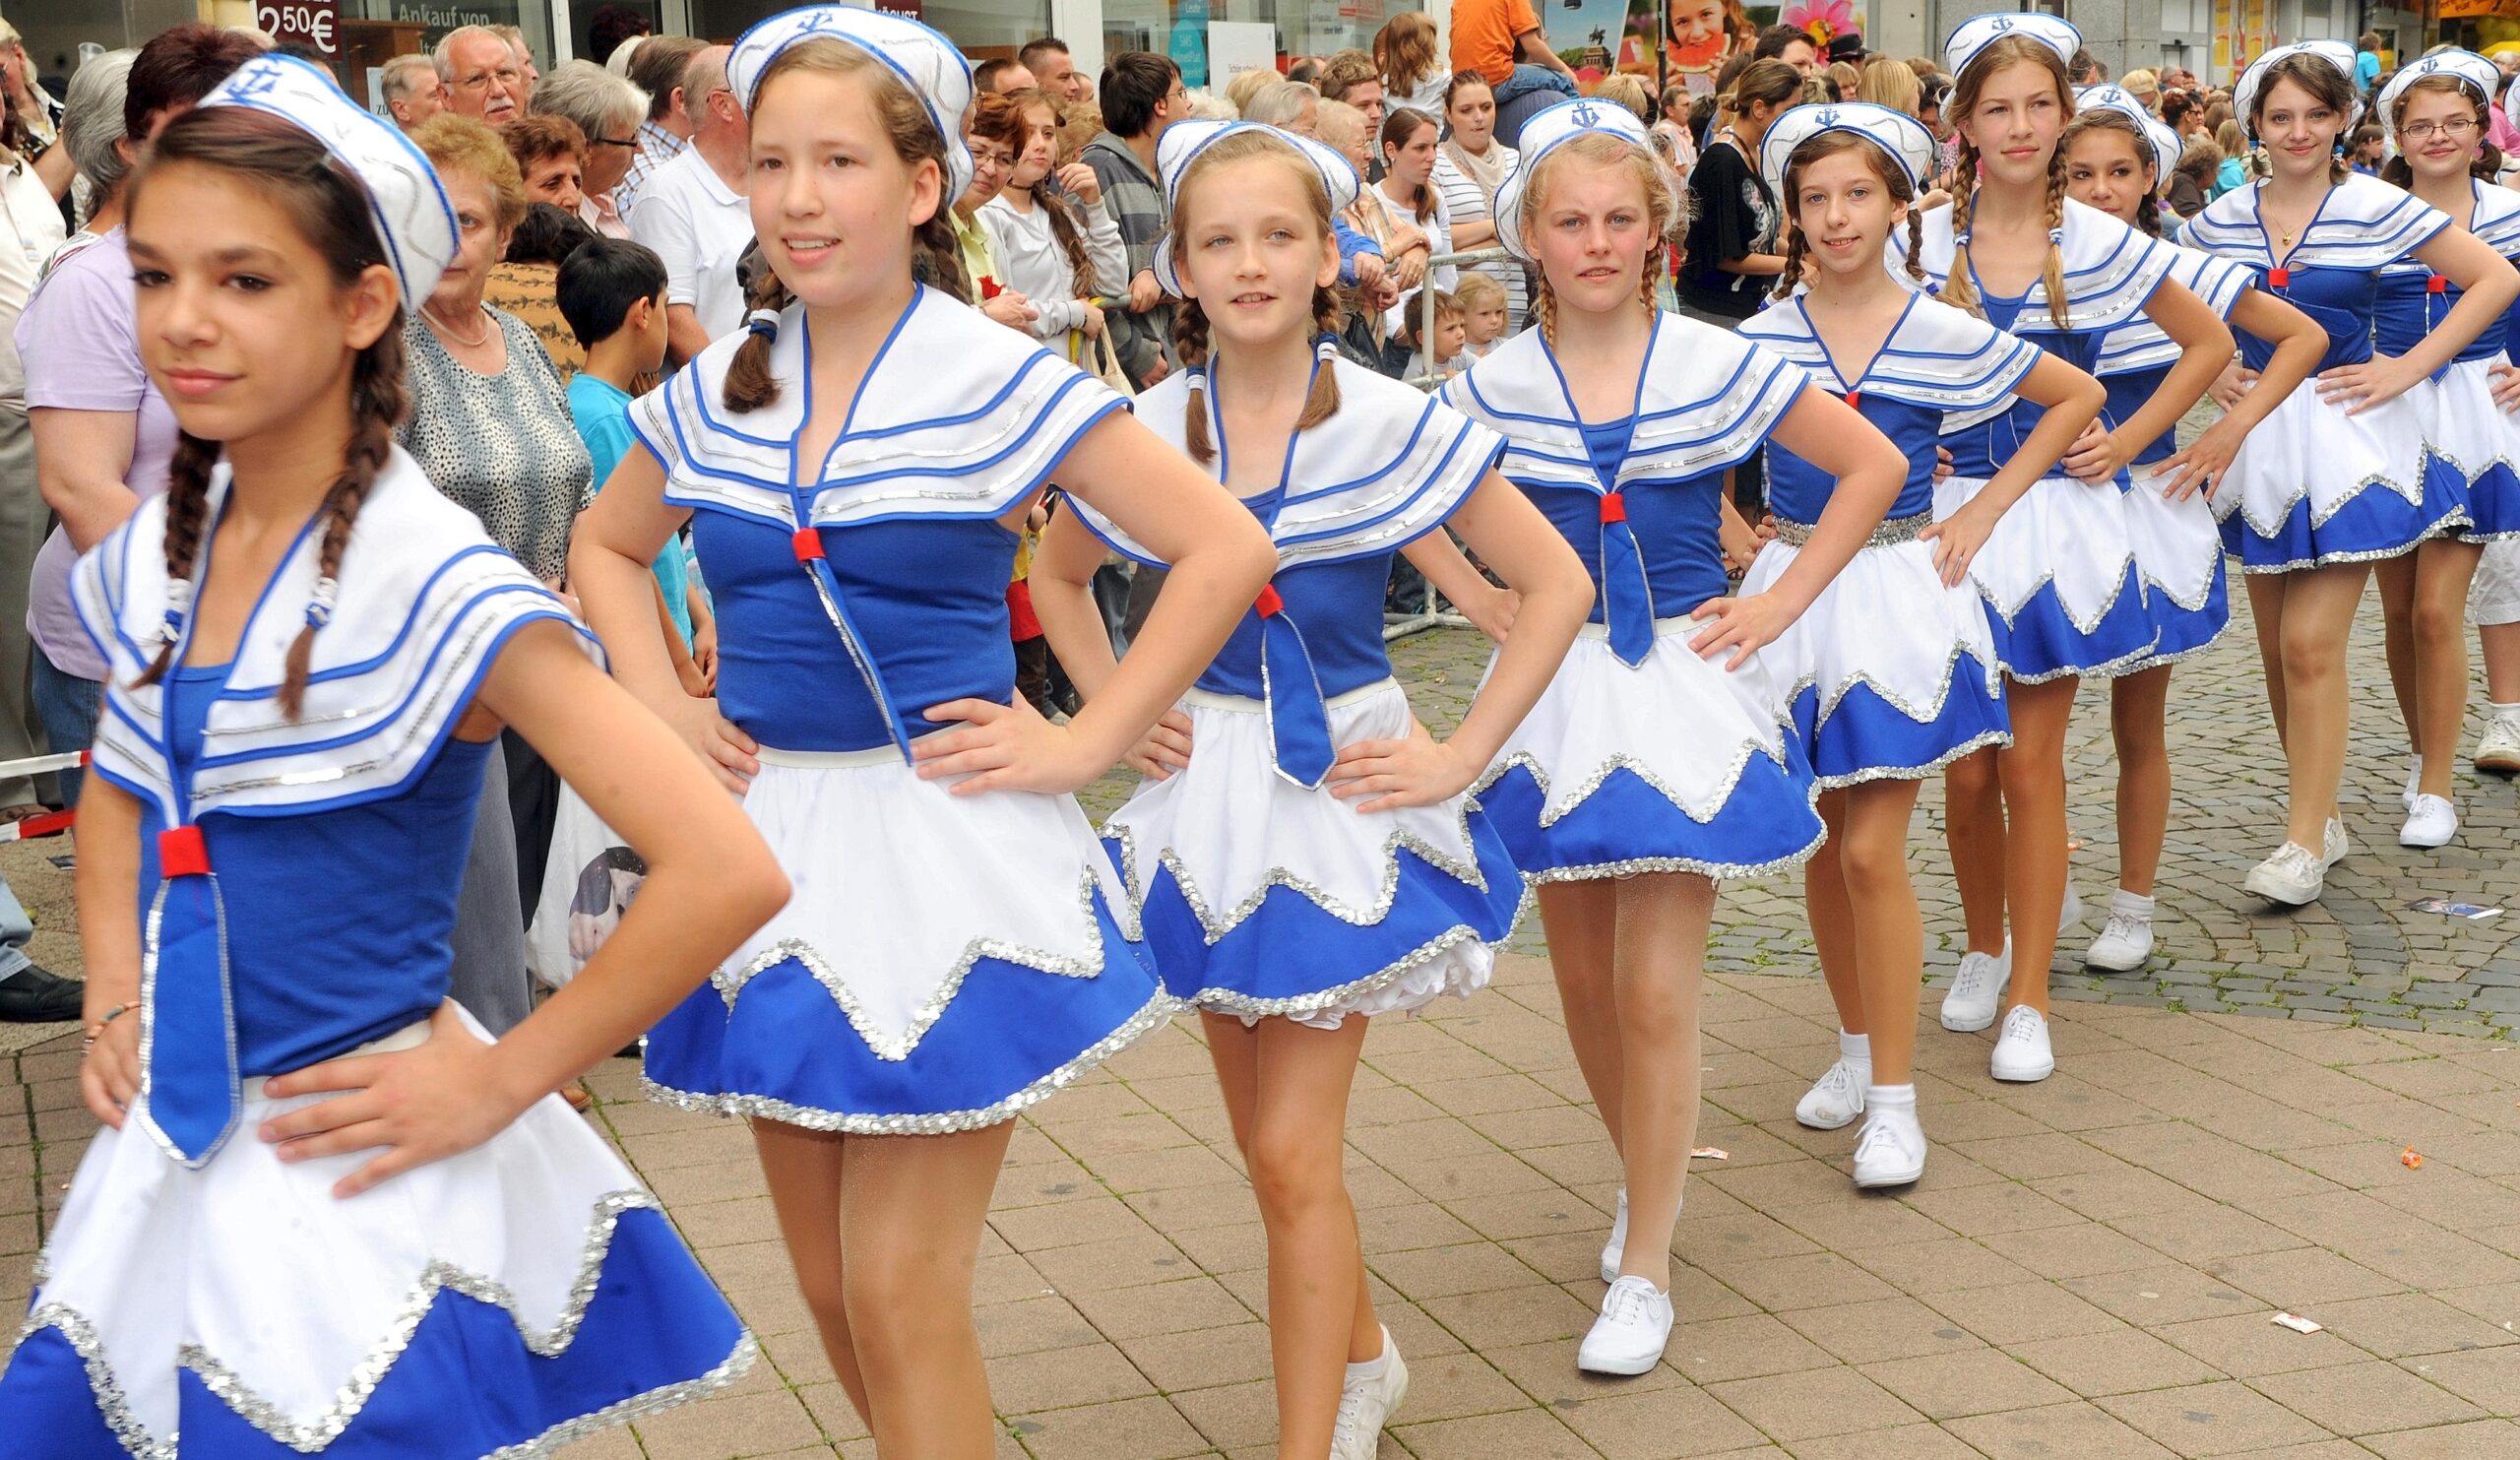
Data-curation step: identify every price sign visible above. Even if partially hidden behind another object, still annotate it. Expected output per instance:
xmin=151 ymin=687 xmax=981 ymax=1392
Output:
xmin=256 ymin=0 xmax=340 ymax=58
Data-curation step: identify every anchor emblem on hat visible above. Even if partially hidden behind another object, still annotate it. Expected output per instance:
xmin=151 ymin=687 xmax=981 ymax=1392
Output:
xmin=1571 ymin=101 xmax=1601 ymax=127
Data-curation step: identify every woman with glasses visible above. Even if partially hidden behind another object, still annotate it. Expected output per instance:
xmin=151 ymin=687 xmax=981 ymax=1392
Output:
xmin=532 ymin=59 xmax=650 ymax=238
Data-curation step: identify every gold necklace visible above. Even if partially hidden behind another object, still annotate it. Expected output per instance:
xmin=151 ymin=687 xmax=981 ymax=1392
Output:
xmin=424 ymin=302 xmax=491 ymax=349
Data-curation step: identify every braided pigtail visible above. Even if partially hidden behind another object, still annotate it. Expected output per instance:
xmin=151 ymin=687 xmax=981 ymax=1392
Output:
xmin=1904 ymin=208 xmax=1926 ymax=284
xmin=1772 ymin=219 xmax=1809 ymax=300
xmin=131 ymin=432 xmax=221 ymax=691
xmin=279 ymin=329 xmax=407 ymax=719
xmin=1534 ymin=271 xmax=1561 ymax=348
xmin=1940 ymin=137 xmax=1982 ymax=317
xmin=1294 ymin=290 xmax=1345 ymax=433
xmin=1176 ymin=297 xmax=1217 ymax=465
xmin=722 ymin=268 xmax=796 ymax=413
xmin=1043 ymin=191 xmax=1095 ymax=296
xmin=2040 ymin=160 xmax=2070 ymax=331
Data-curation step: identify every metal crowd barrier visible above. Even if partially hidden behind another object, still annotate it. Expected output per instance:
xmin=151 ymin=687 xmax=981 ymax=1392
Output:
xmin=1386 ymin=245 xmax=1513 ymax=642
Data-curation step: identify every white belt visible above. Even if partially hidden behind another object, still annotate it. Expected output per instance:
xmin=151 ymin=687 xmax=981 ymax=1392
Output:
xmin=1180 ymin=677 xmax=1400 ymax=714
xmin=252 ymin=1019 xmax=431 ymax=1100
xmin=753 ymin=743 xmax=908 ymax=769
xmin=1577 ymin=614 xmax=1698 ymax=641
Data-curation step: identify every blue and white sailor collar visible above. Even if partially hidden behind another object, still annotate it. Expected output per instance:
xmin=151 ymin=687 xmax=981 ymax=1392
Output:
xmin=1736 ymin=292 xmax=2039 ymax=431
xmin=72 ymin=447 xmax=595 ymax=827
xmin=2379 ymin=176 xmax=2520 ymax=276
xmin=629 ymin=286 xmax=1130 ymax=531
xmin=2093 ymin=244 xmax=2254 ymax=377
xmin=1909 ymin=195 xmax=2174 ymax=335
xmin=2185 ymin=170 xmax=2450 ymax=271
xmin=1441 ymin=312 xmax=1811 ymax=495
xmin=1071 ymin=350 xmax=1501 ymax=570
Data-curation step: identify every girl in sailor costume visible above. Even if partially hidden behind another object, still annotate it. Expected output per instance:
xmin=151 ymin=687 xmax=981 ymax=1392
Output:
xmin=2060 ymin=86 xmax=2326 ymax=968
xmin=2185 ymin=40 xmax=2517 ymax=904
xmin=0 ymin=58 xmax=788 ymax=1458
xmin=2370 ymin=50 xmax=2520 ymax=850
xmin=567 ymin=12 xmax=1277 ymax=1454
xmin=1910 ymin=15 xmax=2238 ymax=1082
xmin=1735 ymin=103 xmax=2099 ymax=1189
xmin=1033 ymin=119 xmax=1592 ymax=1460
xmin=1440 ymin=100 xmax=1908 ymax=1374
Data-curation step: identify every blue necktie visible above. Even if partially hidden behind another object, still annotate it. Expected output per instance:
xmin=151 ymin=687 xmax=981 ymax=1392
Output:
xmin=140 ymin=824 xmax=240 ymax=1167
xmin=792 ymin=525 xmax=914 ymax=762
xmin=2425 ymin=275 xmax=2455 ymax=384
xmin=1255 ymin=585 xmax=1335 ymax=789
xmin=1599 ymin=492 xmax=1657 ymax=667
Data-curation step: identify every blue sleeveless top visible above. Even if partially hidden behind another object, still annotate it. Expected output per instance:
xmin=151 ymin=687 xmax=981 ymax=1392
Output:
xmin=2186 ymin=173 xmax=2452 ymax=374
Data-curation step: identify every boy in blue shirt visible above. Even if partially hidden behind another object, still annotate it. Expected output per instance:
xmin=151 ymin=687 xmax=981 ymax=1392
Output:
xmin=557 ymin=238 xmax=713 ymax=685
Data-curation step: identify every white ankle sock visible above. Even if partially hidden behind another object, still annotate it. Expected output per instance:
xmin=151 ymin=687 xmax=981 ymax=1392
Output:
xmin=2407 ymin=754 xmax=2426 ymax=795
xmin=2493 ymin=701 xmax=2520 ymax=720
xmin=1347 ymin=1335 xmax=1390 ymax=1380
xmin=2109 ymin=889 xmax=2155 ymax=918
xmin=1864 ymin=1082 xmax=1918 ymax=1115
xmin=1838 ymin=1029 xmax=1872 ymax=1071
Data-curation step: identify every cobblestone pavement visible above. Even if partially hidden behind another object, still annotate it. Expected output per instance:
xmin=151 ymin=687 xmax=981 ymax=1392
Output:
xmin=3 ymin=586 xmax=2518 ymax=1458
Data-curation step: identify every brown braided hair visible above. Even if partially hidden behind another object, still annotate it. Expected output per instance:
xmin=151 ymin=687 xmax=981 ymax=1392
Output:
xmin=1937 ymin=34 xmax=2075 ymax=329
xmin=724 ymin=39 xmax=969 ymax=413
xmin=1517 ymin=132 xmax=1685 ymax=347
xmin=2381 ymin=74 xmax=2505 ymax=189
xmin=1770 ymin=130 xmax=1930 ymax=300
xmin=2060 ymin=109 xmax=2165 ymax=237
xmin=1163 ymin=130 xmax=1348 ymax=466
xmin=2244 ymin=53 xmax=2355 ymax=185
xmin=988 ymin=91 xmax=1096 ymax=294
xmin=124 ymin=105 xmax=410 ymax=722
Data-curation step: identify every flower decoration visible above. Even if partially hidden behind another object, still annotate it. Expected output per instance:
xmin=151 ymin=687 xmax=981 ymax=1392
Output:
xmin=1783 ymin=0 xmax=1856 ymax=48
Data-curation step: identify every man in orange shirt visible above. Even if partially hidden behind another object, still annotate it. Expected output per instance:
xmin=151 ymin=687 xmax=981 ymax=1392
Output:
xmin=1450 ymin=0 xmax=1580 ymax=113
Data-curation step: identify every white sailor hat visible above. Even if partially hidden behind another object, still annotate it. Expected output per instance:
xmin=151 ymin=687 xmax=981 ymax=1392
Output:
xmin=1943 ymin=14 xmax=2080 ymax=86
xmin=2236 ymin=40 xmax=2358 ymax=136
xmin=1149 ymin=119 xmax=1362 ymax=298
xmin=2076 ymin=84 xmax=2185 ymax=184
xmin=1758 ymin=101 xmax=1938 ymax=199
xmin=2376 ymin=48 xmax=2502 ymax=126
xmin=1492 ymin=97 xmax=1655 ymax=262
xmin=198 ymin=54 xmax=459 ymax=308
xmin=729 ymin=6 xmax=976 ymax=199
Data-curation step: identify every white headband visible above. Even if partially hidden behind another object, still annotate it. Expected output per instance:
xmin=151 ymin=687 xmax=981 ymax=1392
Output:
xmin=727 ymin=6 xmax=976 ymax=199
xmin=2376 ymin=48 xmax=2501 ymax=129
xmin=2076 ymin=84 xmax=2184 ymax=188
xmin=2236 ymin=40 xmax=2360 ymax=138
xmin=1149 ymin=119 xmax=1364 ymax=298
xmin=1759 ymin=101 xmax=1938 ymax=198
xmin=1944 ymin=14 xmax=2081 ymax=88
xmin=198 ymin=55 xmax=460 ymax=306
xmin=1492 ymin=98 xmax=1656 ymax=263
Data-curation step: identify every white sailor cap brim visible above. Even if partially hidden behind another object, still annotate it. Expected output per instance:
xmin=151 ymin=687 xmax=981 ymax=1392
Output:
xmin=1491 ymin=98 xmax=1655 ymax=263
xmin=2076 ymin=84 xmax=2184 ymax=184
xmin=1944 ymin=14 xmax=2080 ymax=86
xmin=1149 ymin=119 xmax=1364 ymax=298
xmin=2376 ymin=48 xmax=2503 ymax=126
xmin=2236 ymin=40 xmax=2360 ymax=136
xmin=198 ymin=55 xmax=460 ymax=308
xmin=728 ymin=6 xmax=976 ymax=200
xmin=1758 ymin=102 xmax=1937 ymax=198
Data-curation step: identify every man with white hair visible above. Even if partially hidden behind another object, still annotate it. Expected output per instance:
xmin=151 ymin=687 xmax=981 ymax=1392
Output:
xmin=491 ymin=25 xmax=539 ymax=111
xmin=380 ymin=52 xmax=444 ymax=131
xmin=435 ymin=24 xmax=522 ymax=127
xmin=629 ymin=43 xmax=750 ymax=364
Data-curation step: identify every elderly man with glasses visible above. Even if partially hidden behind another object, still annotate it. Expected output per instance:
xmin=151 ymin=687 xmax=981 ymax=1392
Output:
xmin=436 ymin=23 xmax=524 ymax=127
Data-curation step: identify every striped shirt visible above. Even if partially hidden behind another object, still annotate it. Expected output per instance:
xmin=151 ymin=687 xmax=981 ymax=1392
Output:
xmin=613 ymin=117 xmax=688 ymax=218
xmin=1431 ymin=148 xmax=1525 ymax=333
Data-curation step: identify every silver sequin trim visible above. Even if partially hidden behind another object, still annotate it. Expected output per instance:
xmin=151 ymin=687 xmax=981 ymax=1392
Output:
xmin=1808 ymin=728 xmax=2012 ymax=792
xmin=1774 ymin=641 xmax=1999 ymax=734
xmin=1772 ymin=510 xmax=1933 ymax=549
xmin=1473 ymin=733 xmax=1775 ymax=831
xmin=1101 ymin=804 xmax=1491 ymax=942
xmin=2231 ymin=501 xmax=2470 ymax=574
xmin=1977 ymin=550 xmax=2144 ymax=636
xmin=643 ymin=985 xmax=1179 ymax=1134
xmin=18 ymin=1190 xmax=745 ymax=1457
xmin=710 ymin=869 xmax=1119 ymax=1062
xmin=1516 ymin=831 xmax=1825 ymax=885
xmin=1186 ymin=920 xmax=1505 ymax=1023
xmin=13 ymin=1303 xmax=165 ymax=1459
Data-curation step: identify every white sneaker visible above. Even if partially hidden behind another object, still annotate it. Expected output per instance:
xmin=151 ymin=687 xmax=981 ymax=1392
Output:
xmin=2085 ymin=907 xmax=2155 ymax=972
xmin=1577 ymin=1276 xmax=1674 ymax=1375
xmin=1332 ymin=1328 xmax=1409 ymax=1460
xmin=1939 ymin=941 xmax=2011 ymax=1032
xmin=1989 ymin=1005 xmax=2055 ymax=1083
xmin=1599 ymin=1188 xmax=1627 ymax=1285
xmin=2400 ymin=793 xmax=2458 ymax=849
xmin=1852 ymin=1109 xmax=1928 ymax=1188
xmin=2244 ymin=842 xmax=2324 ymax=906
xmin=2323 ymin=818 xmax=2349 ymax=868
xmin=2477 ymin=714 xmax=2520 ymax=775
xmin=1795 ymin=1058 xmax=1866 ymax=1130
